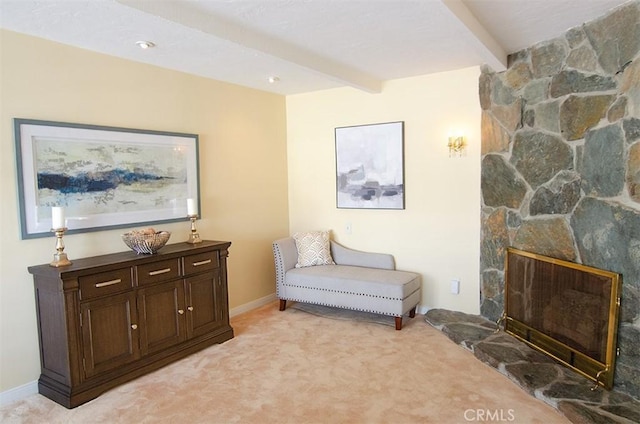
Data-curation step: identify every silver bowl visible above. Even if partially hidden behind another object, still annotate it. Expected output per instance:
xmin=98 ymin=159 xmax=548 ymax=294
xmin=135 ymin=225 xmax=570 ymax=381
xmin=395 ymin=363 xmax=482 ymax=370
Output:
xmin=122 ymin=230 xmax=171 ymax=254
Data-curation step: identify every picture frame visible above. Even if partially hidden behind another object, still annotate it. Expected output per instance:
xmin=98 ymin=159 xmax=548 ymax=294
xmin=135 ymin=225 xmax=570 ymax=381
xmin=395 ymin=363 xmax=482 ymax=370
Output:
xmin=14 ymin=118 xmax=200 ymax=239
xmin=335 ymin=121 xmax=405 ymax=209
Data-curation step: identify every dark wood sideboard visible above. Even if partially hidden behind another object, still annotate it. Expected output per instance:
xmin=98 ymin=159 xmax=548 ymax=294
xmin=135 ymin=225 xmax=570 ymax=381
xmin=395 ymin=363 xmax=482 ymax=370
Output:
xmin=28 ymin=240 xmax=234 ymax=408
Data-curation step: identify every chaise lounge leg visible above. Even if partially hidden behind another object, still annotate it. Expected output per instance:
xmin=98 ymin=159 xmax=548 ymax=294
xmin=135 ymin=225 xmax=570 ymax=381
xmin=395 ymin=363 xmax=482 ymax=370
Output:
xmin=395 ymin=307 xmax=416 ymax=330
xmin=279 ymin=299 xmax=287 ymax=311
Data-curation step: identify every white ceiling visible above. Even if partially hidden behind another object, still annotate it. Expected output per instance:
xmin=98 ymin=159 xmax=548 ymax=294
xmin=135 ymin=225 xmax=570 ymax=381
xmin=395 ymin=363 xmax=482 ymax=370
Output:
xmin=0 ymin=0 xmax=629 ymax=95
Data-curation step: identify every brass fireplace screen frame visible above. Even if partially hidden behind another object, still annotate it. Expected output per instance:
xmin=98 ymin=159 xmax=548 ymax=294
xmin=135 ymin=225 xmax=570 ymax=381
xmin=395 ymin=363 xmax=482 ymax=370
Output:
xmin=501 ymin=247 xmax=622 ymax=389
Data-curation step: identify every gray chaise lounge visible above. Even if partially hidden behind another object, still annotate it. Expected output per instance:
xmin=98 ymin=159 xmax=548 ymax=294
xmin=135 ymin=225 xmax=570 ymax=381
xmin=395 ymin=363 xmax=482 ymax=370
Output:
xmin=273 ymin=237 xmax=421 ymax=330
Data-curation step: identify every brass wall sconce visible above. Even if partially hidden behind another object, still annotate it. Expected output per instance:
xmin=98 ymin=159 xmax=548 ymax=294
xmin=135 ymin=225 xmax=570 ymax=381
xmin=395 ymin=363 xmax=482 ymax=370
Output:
xmin=448 ymin=133 xmax=466 ymax=157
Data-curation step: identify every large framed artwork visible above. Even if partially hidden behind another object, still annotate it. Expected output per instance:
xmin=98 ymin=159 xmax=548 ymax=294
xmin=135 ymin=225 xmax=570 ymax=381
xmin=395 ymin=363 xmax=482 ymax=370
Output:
xmin=335 ymin=121 xmax=405 ymax=209
xmin=14 ymin=119 xmax=200 ymax=239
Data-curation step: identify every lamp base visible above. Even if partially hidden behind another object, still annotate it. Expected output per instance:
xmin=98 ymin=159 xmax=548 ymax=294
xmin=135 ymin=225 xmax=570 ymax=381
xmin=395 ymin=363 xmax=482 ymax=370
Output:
xmin=186 ymin=215 xmax=202 ymax=244
xmin=187 ymin=233 xmax=202 ymax=244
xmin=50 ymin=252 xmax=72 ymax=267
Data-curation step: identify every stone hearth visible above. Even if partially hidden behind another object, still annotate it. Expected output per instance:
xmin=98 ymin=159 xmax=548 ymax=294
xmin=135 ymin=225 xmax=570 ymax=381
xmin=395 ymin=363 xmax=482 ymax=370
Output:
xmin=425 ymin=309 xmax=640 ymax=424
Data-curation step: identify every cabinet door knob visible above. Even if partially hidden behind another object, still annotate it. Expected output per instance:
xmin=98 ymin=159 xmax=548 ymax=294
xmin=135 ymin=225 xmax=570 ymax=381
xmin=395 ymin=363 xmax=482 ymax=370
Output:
xmin=131 ymin=324 xmax=138 ymax=330
xmin=178 ymin=309 xmax=184 ymax=315
xmin=187 ymin=306 xmax=194 ymax=312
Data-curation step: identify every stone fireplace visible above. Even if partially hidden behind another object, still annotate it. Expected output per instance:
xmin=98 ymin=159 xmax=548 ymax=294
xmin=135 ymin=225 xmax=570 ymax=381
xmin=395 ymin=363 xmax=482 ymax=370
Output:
xmin=479 ymin=0 xmax=640 ymax=402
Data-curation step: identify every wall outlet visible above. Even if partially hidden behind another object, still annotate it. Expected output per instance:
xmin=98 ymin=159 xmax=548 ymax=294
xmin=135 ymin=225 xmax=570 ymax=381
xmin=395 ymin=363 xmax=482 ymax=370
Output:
xmin=450 ymin=279 xmax=460 ymax=294
xmin=345 ymin=222 xmax=352 ymax=234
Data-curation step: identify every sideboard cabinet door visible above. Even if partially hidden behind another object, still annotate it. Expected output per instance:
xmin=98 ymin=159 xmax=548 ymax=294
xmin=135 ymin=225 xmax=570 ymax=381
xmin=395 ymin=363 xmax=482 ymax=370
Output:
xmin=80 ymin=291 xmax=140 ymax=378
xmin=138 ymin=279 xmax=186 ymax=356
xmin=185 ymin=270 xmax=222 ymax=339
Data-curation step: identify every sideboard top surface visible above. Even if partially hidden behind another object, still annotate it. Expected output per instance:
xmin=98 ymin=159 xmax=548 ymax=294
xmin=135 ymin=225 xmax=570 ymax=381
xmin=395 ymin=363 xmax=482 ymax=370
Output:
xmin=28 ymin=240 xmax=231 ymax=278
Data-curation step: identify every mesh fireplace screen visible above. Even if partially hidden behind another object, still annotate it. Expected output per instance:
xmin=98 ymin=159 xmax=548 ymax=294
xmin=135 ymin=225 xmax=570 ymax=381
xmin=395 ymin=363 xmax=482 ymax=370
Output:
xmin=504 ymin=247 xmax=622 ymax=389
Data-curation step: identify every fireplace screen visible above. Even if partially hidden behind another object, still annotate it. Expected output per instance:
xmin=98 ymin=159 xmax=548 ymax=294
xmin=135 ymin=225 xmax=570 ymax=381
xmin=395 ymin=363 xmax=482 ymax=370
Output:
xmin=503 ymin=247 xmax=622 ymax=389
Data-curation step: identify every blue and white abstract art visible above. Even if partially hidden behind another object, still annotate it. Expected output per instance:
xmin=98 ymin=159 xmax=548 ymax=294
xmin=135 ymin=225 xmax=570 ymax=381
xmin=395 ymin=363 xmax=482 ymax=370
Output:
xmin=15 ymin=119 xmax=199 ymax=238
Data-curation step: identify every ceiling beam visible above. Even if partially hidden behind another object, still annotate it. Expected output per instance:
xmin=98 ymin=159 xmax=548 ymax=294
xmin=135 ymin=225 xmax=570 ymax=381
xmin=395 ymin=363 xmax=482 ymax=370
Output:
xmin=439 ymin=0 xmax=507 ymax=72
xmin=117 ymin=0 xmax=382 ymax=93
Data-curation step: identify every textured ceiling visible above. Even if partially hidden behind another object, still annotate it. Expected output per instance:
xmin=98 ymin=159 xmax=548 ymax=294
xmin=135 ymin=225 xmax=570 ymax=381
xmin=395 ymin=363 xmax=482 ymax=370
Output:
xmin=0 ymin=0 xmax=629 ymax=95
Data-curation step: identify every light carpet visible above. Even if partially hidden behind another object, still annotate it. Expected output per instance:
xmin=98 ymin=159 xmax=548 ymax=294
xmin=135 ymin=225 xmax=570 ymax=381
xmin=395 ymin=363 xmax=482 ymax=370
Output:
xmin=1 ymin=302 xmax=569 ymax=423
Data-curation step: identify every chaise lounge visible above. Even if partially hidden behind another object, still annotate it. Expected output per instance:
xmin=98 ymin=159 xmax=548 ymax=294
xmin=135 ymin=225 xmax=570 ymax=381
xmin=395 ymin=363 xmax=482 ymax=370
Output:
xmin=273 ymin=232 xmax=421 ymax=330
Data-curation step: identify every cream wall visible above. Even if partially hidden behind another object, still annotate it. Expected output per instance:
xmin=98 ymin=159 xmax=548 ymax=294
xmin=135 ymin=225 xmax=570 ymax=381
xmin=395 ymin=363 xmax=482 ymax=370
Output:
xmin=0 ymin=29 xmax=482 ymax=397
xmin=285 ymin=67 xmax=482 ymax=314
xmin=0 ymin=30 xmax=289 ymax=393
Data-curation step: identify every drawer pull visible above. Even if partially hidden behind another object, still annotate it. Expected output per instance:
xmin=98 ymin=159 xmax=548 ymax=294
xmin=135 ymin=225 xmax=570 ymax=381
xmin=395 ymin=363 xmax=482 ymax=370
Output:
xmin=131 ymin=324 xmax=138 ymax=330
xmin=148 ymin=268 xmax=172 ymax=276
xmin=188 ymin=306 xmax=194 ymax=312
xmin=192 ymin=259 xmax=212 ymax=267
xmin=178 ymin=309 xmax=184 ymax=315
xmin=95 ymin=278 xmax=122 ymax=288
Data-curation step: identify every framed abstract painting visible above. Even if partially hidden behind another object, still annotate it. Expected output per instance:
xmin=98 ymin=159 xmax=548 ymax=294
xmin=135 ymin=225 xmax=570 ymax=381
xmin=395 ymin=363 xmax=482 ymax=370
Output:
xmin=335 ymin=121 xmax=405 ymax=209
xmin=14 ymin=119 xmax=200 ymax=239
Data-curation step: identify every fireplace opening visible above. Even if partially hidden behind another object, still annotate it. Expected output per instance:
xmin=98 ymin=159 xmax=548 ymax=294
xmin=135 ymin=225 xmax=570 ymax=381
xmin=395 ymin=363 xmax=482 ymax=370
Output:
xmin=502 ymin=247 xmax=622 ymax=389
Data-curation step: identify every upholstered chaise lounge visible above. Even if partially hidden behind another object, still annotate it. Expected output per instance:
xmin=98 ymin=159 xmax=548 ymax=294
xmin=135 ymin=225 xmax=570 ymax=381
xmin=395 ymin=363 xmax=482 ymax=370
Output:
xmin=273 ymin=234 xmax=421 ymax=330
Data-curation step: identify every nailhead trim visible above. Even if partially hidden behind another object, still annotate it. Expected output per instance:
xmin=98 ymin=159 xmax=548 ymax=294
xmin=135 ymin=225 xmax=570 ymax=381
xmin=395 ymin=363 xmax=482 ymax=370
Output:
xmin=272 ymin=242 xmax=284 ymax=297
xmin=283 ymin=283 xmax=402 ymax=301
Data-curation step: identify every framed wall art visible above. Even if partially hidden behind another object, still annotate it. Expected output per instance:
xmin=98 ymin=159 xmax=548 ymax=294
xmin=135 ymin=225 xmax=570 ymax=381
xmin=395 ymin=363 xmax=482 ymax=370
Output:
xmin=335 ymin=121 xmax=405 ymax=209
xmin=14 ymin=118 xmax=200 ymax=239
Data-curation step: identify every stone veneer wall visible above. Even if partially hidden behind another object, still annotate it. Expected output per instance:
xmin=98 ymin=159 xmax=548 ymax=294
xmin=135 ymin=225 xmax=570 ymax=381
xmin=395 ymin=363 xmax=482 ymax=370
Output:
xmin=479 ymin=1 xmax=640 ymax=399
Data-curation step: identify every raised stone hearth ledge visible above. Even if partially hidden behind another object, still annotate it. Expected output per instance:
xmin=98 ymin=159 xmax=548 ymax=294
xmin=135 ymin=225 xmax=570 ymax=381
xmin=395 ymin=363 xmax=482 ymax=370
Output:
xmin=425 ymin=309 xmax=640 ymax=424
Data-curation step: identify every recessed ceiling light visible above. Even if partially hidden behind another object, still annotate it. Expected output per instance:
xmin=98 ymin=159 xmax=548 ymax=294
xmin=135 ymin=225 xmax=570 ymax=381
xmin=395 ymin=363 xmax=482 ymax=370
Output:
xmin=136 ymin=41 xmax=156 ymax=49
xmin=268 ymin=76 xmax=280 ymax=84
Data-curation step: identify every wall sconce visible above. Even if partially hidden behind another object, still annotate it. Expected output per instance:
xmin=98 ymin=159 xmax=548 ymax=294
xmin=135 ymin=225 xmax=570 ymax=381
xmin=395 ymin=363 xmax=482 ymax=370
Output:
xmin=447 ymin=132 xmax=466 ymax=157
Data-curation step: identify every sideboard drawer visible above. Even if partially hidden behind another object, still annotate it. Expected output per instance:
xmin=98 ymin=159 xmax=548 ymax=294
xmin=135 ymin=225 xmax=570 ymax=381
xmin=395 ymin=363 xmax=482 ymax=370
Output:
xmin=183 ymin=251 xmax=219 ymax=276
xmin=136 ymin=258 xmax=180 ymax=286
xmin=79 ymin=268 xmax=133 ymax=300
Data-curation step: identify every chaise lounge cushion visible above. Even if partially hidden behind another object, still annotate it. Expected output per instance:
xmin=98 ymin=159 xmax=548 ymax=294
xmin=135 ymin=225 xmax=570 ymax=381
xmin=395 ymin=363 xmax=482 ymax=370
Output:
xmin=283 ymin=264 xmax=421 ymax=316
xmin=286 ymin=265 xmax=420 ymax=299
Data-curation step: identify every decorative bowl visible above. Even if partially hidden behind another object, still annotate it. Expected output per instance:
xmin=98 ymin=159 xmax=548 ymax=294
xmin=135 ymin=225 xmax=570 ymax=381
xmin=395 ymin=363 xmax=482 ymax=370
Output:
xmin=122 ymin=229 xmax=171 ymax=254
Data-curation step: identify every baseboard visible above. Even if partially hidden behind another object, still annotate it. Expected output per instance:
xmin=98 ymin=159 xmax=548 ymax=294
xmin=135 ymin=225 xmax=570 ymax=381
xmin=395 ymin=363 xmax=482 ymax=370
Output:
xmin=229 ymin=293 xmax=277 ymax=318
xmin=0 ymin=380 xmax=38 ymax=407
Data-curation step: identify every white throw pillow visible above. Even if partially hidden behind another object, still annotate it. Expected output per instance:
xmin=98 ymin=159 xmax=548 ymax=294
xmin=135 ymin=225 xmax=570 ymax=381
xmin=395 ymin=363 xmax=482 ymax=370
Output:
xmin=293 ymin=230 xmax=335 ymax=268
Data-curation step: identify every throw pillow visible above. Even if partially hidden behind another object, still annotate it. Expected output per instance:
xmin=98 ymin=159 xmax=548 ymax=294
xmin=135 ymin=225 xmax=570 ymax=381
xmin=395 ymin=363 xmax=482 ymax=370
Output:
xmin=293 ymin=230 xmax=335 ymax=268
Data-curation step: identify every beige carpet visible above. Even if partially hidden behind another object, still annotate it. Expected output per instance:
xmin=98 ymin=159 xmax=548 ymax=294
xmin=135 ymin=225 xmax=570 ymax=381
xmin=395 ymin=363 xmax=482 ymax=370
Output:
xmin=1 ymin=302 xmax=569 ymax=423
